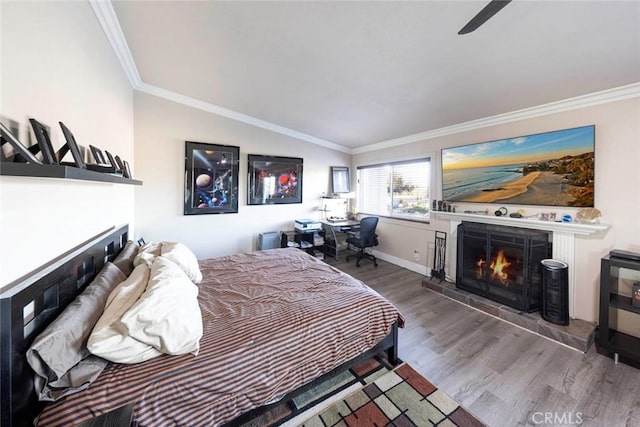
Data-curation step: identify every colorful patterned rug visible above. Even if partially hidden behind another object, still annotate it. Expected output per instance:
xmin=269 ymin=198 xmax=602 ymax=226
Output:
xmin=237 ymin=358 xmax=484 ymax=427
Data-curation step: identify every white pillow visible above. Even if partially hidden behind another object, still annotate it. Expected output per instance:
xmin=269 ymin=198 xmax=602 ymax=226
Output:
xmin=133 ymin=241 xmax=202 ymax=284
xmin=87 ymin=264 xmax=162 ymax=364
xmin=121 ymin=257 xmax=202 ymax=356
xmin=133 ymin=241 xmax=162 ymax=268
xmin=160 ymin=242 xmax=203 ymax=284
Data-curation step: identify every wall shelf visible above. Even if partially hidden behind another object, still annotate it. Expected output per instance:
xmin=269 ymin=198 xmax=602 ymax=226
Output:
xmin=0 ymin=162 xmax=142 ymax=185
xmin=609 ymin=294 xmax=640 ymax=315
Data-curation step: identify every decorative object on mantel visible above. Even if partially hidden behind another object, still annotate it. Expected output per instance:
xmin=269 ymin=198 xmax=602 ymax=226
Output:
xmin=575 ymin=207 xmax=602 ymax=224
xmin=463 ymin=209 xmax=489 ymax=215
xmin=494 ymin=206 xmax=508 ymax=216
xmin=432 ymin=199 xmax=455 ymax=212
xmin=510 ymin=209 xmax=525 ymax=218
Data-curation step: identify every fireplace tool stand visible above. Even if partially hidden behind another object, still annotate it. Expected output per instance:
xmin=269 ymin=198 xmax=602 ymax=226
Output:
xmin=432 ymin=231 xmax=446 ymax=282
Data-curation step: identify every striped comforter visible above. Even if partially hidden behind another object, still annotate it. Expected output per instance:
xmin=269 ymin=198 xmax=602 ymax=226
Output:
xmin=36 ymin=248 xmax=403 ymax=427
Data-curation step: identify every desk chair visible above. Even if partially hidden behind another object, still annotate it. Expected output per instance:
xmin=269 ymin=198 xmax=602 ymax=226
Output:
xmin=346 ymin=216 xmax=379 ymax=267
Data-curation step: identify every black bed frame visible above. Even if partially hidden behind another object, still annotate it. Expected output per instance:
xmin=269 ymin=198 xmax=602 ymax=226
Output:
xmin=0 ymin=225 xmax=129 ymax=427
xmin=0 ymin=225 xmax=399 ymax=427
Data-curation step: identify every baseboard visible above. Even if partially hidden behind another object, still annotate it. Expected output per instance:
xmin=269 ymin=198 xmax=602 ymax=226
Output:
xmin=371 ymin=250 xmax=430 ymax=276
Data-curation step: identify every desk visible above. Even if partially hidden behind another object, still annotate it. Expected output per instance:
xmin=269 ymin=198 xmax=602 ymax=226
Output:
xmin=321 ymin=219 xmax=360 ymax=260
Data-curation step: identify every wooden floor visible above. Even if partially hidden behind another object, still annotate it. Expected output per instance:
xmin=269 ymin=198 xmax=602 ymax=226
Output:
xmin=326 ymin=257 xmax=640 ymax=427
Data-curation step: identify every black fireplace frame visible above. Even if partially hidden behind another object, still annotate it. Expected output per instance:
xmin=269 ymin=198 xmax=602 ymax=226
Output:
xmin=456 ymin=222 xmax=551 ymax=312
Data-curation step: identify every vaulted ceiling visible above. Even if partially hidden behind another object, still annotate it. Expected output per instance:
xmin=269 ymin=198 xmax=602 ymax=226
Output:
xmin=110 ymin=1 xmax=640 ymax=150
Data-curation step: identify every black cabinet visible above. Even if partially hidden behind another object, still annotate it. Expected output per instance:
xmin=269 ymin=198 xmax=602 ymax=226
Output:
xmin=597 ymin=252 xmax=640 ymax=368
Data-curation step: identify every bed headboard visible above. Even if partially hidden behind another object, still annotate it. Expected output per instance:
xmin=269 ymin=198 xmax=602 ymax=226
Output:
xmin=0 ymin=225 xmax=129 ymax=427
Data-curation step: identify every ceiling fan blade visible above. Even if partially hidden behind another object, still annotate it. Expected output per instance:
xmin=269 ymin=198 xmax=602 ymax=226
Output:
xmin=458 ymin=0 xmax=512 ymax=35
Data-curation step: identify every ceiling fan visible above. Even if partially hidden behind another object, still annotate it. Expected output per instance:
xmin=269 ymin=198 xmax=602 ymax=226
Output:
xmin=458 ymin=0 xmax=512 ymax=35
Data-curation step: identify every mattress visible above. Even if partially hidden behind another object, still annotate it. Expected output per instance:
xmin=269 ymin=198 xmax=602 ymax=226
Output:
xmin=37 ymin=248 xmax=403 ymax=426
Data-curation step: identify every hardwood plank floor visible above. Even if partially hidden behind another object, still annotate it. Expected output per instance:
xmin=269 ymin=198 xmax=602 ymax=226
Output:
xmin=326 ymin=257 xmax=640 ymax=427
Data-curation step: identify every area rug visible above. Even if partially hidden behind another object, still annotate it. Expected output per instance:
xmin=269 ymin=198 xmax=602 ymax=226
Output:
xmin=237 ymin=358 xmax=484 ymax=427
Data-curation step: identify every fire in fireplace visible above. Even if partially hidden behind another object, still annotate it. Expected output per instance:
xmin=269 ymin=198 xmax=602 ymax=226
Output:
xmin=457 ymin=222 xmax=551 ymax=312
xmin=477 ymin=249 xmax=514 ymax=285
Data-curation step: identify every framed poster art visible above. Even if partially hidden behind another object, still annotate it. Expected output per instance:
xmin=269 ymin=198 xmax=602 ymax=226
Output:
xmin=248 ymin=154 xmax=303 ymax=205
xmin=184 ymin=141 xmax=239 ymax=215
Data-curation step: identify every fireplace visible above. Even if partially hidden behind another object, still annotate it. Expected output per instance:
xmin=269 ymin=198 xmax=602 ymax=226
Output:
xmin=456 ymin=222 xmax=551 ymax=312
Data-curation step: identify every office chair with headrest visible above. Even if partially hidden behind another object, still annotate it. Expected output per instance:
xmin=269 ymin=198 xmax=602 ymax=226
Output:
xmin=346 ymin=216 xmax=379 ymax=267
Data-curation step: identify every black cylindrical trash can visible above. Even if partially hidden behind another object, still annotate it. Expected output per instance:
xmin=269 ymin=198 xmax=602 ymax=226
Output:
xmin=541 ymin=259 xmax=569 ymax=325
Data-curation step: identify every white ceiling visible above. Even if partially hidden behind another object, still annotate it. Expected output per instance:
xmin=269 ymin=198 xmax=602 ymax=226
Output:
xmin=111 ymin=1 xmax=640 ymax=150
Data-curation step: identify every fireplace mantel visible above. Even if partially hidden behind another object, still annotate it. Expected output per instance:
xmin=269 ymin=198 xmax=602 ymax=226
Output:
xmin=431 ymin=211 xmax=609 ymax=236
xmin=432 ymin=211 xmax=610 ymax=319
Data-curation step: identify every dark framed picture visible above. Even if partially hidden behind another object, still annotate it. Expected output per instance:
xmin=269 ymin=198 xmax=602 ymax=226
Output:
xmin=0 ymin=121 xmax=42 ymax=164
xmin=58 ymin=121 xmax=87 ymax=169
xmin=331 ymin=166 xmax=350 ymax=194
xmin=29 ymin=118 xmax=58 ymax=165
xmin=90 ymin=145 xmax=106 ymax=164
xmin=185 ymin=141 xmax=239 ymax=215
xmin=105 ymin=150 xmax=119 ymax=173
xmin=114 ymin=155 xmax=125 ymax=173
xmin=122 ymin=160 xmax=132 ymax=179
xmin=248 ymin=154 xmax=303 ymax=205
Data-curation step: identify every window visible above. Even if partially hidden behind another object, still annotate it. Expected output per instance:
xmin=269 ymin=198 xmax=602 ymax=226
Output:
xmin=357 ymin=158 xmax=431 ymax=221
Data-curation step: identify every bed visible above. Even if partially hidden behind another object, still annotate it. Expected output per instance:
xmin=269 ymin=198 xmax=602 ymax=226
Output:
xmin=0 ymin=225 xmax=403 ymax=427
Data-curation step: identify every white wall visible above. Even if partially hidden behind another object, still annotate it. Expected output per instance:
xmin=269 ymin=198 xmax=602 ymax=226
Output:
xmin=133 ymin=92 xmax=351 ymax=259
xmin=354 ymin=97 xmax=640 ymax=328
xmin=0 ymin=1 xmax=134 ymax=289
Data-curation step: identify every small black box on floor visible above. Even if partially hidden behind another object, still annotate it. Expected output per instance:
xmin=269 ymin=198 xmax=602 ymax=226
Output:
xmin=633 ymin=282 xmax=640 ymax=308
xmin=541 ymin=259 xmax=569 ymax=325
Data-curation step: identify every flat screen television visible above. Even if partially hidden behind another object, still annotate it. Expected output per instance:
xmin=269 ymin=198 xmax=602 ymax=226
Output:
xmin=441 ymin=125 xmax=595 ymax=207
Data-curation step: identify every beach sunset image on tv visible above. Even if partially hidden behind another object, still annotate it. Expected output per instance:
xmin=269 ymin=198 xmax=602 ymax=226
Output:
xmin=442 ymin=125 xmax=595 ymax=207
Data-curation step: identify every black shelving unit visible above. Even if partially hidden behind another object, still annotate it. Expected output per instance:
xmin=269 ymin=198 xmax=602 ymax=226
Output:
xmin=281 ymin=229 xmax=325 ymax=259
xmin=0 ymin=162 xmax=142 ymax=185
xmin=597 ymin=252 xmax=640 ymax=368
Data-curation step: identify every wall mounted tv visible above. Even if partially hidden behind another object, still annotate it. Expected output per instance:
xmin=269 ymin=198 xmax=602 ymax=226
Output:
xmin=441 ymin=125 xmax=595 ymax=207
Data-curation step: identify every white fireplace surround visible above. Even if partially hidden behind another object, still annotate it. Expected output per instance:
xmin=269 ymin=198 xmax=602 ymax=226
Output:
xmin=432 ymin=211 xmax=610 ymax=318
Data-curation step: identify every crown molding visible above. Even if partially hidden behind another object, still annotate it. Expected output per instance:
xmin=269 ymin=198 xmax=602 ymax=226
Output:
xmin=353 ymin=82 xmax=640 ymax=154
xmin=91 ymin=1 xmax=638 ymax=157
xmin=89 ymin=0 xmax=141 ymax=88
xmin=136 ymin=83 xmax=351 ymax=153
xmin=89 ymin=0 xmax=350 ymax=154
